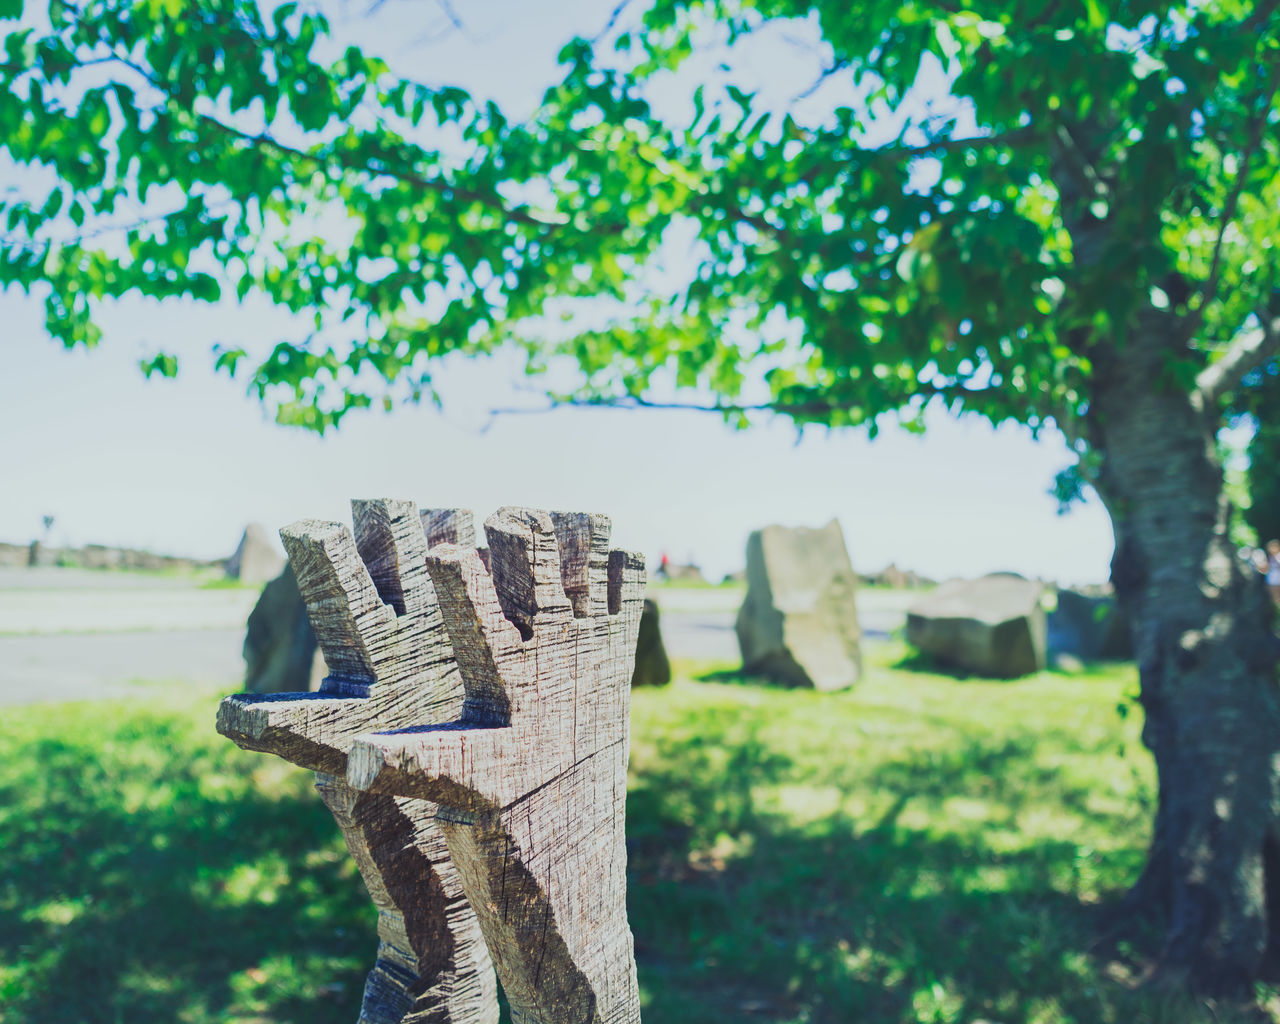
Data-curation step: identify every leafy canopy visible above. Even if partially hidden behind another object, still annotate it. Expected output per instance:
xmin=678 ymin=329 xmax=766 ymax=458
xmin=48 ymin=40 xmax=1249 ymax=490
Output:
xmin=1 ymin=0 xmax=1277 ymax=436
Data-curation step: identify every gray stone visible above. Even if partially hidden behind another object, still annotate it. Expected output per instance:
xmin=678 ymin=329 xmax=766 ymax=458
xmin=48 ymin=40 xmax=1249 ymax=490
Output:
xmin=1048 ymin=586 xmax=1131 ymax=661
xmin=243 ymin=565 xmax=326 ymax=693
xmin=631 ymin=598 xmax=671 ymax=687
xmin=906 ymin=574 xmax=1047 ymax=678
xmin=226 ymin=523 xmax=285 ymax=583
xmin=735 ymin=519 xmax=862 ymax=691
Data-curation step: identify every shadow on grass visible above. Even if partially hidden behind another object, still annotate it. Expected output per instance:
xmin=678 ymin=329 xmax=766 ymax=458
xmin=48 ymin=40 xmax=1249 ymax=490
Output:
xmin=0 ymin=684 xmax=1216 ymax=1024
xmin=889 ymin=646 xmax=1128 ymax=684
xmin=692 ymin=666 xmax=829 ymax=691
xmin=624 ymin=705 xmax=1173 ymax=1024
xmin=887 ymin=646 xmax=1032 ymax=682
xmin=694 ymin=653 xmax=1028 ymax=688
xmin=0 ymin=710 xmax=372 ymax=1024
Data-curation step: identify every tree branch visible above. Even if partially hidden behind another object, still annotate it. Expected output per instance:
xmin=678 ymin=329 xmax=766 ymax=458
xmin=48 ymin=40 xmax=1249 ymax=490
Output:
xmin=0 ymin=200 xmax=233 ymax=252
xmin=434 ymin=0 xmax=467 ymax=35
xmin=1177 ymin=2 xmax=1280 ymax=340
xmin=592 ymin=0 xmax=635 ymax=44
xmin=1196 ymin=314 xmax=1280 ymax=407
xmin=33 ymin=48 xmax=580 ymax=232
xmin=191 ymin=108 xmax=573 ymax=228
xmin=487 ymin=382 xmax=995 ymax=420
xmin=1052 ymin=122 xmax=1109 ymax=200
xmin=795 ymin=126 xmax=1037 ymax=186
xmin=792 ymin=57 xmax=852 ymax=102
xmin=1188 ymin=55 xmax=1278 ymax=334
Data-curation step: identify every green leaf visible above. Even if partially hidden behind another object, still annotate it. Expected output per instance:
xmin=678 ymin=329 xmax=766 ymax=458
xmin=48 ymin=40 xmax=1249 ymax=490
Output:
xmin=213 ymin=345 xmax=247 ymax=376
xmin=140 ymin=352 xmax=179 ymax=379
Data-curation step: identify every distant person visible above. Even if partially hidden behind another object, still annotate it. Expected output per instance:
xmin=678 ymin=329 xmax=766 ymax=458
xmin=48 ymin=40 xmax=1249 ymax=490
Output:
xmin=1264 ymin=540 xmax=1280 ymax=608
xmin=658 ymin=552 xmax=670 ymax=580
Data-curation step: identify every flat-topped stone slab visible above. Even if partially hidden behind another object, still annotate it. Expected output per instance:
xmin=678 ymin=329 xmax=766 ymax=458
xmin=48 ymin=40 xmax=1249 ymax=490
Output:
xmin=906 ymin=574 xmax=1047 ymax=678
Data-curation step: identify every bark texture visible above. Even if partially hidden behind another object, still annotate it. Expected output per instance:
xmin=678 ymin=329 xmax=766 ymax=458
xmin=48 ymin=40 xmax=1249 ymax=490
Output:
xmin=1089 ymin=312 xmax=1280 ymax=992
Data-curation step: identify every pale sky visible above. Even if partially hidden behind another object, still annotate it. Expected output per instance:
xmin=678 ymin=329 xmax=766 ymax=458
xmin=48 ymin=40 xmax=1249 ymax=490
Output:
xmin=0 ymin=0 xmax=1116 ymax=584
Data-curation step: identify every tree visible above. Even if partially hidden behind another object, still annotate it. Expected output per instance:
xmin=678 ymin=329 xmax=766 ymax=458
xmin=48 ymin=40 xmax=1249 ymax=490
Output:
xmin=3 ymin=0 xmax=1280 ymax=995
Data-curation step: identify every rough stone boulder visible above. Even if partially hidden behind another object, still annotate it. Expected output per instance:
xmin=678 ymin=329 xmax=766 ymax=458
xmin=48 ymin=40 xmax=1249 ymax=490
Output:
xmin=226 ymin=522 xmax=285 ymax=583
xmin=631 ymin=598 xmax=672 ymax=687
xmin=1048 ymin=586 xmax=1131 ymax=661
xmin=906 ymin=574 xmax=1047 ymax=678
xmin=735 ymin=519 xmax=862 ymax=691
xmin=243 ymin=565 xmax=326 ymax=693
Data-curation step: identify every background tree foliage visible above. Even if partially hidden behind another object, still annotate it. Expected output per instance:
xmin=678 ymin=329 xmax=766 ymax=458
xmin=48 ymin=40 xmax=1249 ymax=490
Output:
xmin=1 ymin=1 xmax=1275 ymax=438
xmin=0 ymin=0 xmax=692 ymax=429
xmin=5 ymin=0 xmax=1280 ymax=997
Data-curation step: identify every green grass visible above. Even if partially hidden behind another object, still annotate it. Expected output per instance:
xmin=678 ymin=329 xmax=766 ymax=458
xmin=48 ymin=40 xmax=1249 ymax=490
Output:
xmin=0 ymin=649 xmax=1272 ymax=1023
xmin=197 ymin=575 xmax=263 ymax=591
xmin=648 ymin=577 xmax=743 ymax=590
xmin=0 ymin=693 xmax=370 ymax=1024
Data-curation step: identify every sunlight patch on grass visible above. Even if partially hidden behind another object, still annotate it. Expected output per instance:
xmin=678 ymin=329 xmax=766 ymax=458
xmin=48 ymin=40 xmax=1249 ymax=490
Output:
xmin=219 ymin=857 xmax=293 ymax=907
xmin=23 ymin=897 xmax=86 ymax=927
xmin=764 ymin=783 xmax=846 ymax=824
xmin=0 ymin=657 xmax=1266 ymax=1023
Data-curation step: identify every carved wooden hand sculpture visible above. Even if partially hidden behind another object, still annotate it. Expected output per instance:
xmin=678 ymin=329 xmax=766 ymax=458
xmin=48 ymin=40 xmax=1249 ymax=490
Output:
xmin=346 ymin=508 xmax=646 ymax=1024
xmin=217 ymin=499 xmax=499 ymax=1024
xmin=218 ymin=501 xmax=646 ymax=1024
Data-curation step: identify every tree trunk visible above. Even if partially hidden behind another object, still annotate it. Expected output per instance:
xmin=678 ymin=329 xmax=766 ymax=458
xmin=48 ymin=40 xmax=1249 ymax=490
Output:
xmin=1088 ymin=311 xmax=1280 ymax=993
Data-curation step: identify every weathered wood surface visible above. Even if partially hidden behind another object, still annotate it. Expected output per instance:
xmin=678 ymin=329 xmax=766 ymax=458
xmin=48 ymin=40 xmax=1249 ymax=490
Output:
xmin=347 ymin=507 xmax=646 ymax=1024
xmin=218 ymin=501 xmax=645 ymax=1024
xmin=218 ymin=499 xmax=498 ymax=1024
xmin=315 ymin=773 xmax=495 ymax=1023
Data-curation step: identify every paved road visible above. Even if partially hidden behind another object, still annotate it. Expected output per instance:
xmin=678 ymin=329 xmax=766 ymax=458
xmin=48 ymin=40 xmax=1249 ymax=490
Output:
xmin=648 ymin=585 xmax=917 ymax=662
xmin=0 ymin=569 xmax=260 ymax=635
xmin=0 ymin=568 xmax=254 ymax=704
xmin=0 ymin=567 xmax=220 ymax=590
xmin=0 ymin=573 xmax=920 ymax=706
xmin=0 ymin=628 xmax=246 ymax=705
xmin=661 ymin=609 xmax=741 ymax=662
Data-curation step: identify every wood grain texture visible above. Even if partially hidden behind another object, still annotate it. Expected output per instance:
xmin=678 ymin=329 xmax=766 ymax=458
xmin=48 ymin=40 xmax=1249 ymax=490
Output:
xmin=218 ymin=501 xmax=646 ymax=1024
xmin=315 ymin=774 xmax=496 ymax=1023
xmin=347 ymin=507 xmax=646 ymax=1024
xmin=217 ymin=499 xmax=498 ymax=1024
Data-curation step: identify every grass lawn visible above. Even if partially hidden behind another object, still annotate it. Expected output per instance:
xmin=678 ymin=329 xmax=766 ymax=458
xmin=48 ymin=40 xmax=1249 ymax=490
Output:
xmin=0 ymin=645 xmax=1269 ymax=1023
